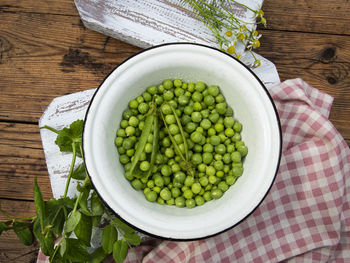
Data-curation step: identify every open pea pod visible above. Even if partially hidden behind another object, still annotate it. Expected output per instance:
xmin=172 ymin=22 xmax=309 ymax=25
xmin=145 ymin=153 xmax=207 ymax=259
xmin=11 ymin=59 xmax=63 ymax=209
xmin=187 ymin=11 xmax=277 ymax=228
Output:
xmin=129 ymin=105 xmax=158 ymax=179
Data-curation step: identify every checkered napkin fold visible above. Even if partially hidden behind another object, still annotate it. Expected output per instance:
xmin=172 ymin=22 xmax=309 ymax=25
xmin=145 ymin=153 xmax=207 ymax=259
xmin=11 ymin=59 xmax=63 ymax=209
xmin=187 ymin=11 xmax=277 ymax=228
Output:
xmin=37 ymin=78 xmax=350 ymax=263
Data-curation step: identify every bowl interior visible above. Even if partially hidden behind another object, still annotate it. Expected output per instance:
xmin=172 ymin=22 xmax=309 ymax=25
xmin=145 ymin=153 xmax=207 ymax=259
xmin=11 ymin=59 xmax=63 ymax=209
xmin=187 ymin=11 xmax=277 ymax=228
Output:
xmin=83 ymin=43 xmax=281 ymax=240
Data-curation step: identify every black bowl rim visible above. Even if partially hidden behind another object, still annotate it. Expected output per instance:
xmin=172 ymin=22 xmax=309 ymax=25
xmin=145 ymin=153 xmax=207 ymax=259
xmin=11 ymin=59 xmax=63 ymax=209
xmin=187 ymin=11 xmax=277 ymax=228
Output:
xmin=82 ymin=42 xmax=283 ymax=241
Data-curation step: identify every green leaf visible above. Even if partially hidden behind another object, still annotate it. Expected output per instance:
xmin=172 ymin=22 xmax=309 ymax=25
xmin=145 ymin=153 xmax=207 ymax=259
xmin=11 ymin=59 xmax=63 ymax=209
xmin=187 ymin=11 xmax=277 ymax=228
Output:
xmin=88 ymin=247 xmax=107 ymax=263
xmin=72 ymin=163 xmax=87 ymax=180
xmin=74 ymin=213 xmax=92 ymax=246
xmin=113 ymin=217 xmax=135 ymax=234
xmin=33 ymin=219 xmax=54 ymax=256
xmin=102 ymin=224 xmax=118 ymax=254
xmin=65 ymin=238 xmax=90 ymax=262
xmin=60 ymin=237 xmax=67 ymax=257
xmin=0 ymin=221 xmax=12 ymax=235
xmin=123 ymin=232 xmax=141 ymax=246
xmin=92 ymin=215 xmax=102 ymax=228
xmin=55 ymin=120 xmax=84 ymax=155
xmin=13 ymin=222 xmax=34 ymax=246
xmin=78 ymin=188 xmax=92 ymax=216
xmin=113 ymin=240 xmax=128 ymax=263
xmin=34 ymin=176 xmax=45 ymax=232
xmin=91 ymin=192 xmax=104 ymax=216
xmin=64 ymin=210 xmax=81 ymax=233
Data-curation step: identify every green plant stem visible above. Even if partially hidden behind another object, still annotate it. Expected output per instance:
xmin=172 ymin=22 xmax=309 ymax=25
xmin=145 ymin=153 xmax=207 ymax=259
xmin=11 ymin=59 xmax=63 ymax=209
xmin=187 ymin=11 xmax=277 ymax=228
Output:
xmin=40 ymin=125 xmax=59 ymax=134
xmin=63 ymin=141 xmax=77 ymax=198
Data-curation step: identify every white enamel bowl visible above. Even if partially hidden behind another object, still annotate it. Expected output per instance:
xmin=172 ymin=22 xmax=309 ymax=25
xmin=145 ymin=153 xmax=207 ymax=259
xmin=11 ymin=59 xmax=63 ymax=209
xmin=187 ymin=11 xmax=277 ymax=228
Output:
xmin=83 ymin=43 xmax=282 ymax=240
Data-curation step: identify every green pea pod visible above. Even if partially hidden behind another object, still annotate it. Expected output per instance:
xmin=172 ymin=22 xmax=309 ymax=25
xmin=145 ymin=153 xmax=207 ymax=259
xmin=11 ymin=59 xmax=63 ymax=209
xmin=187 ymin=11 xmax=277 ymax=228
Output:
xmin=129 ymin=109 xmax=154 ymax=175
xmin=160 ymin=111 xmax=186 ymax=161
xmin=146 ymin=113 xmax=159 ymax=179
xmin=169 ymin=103 xmax=189 ymax=161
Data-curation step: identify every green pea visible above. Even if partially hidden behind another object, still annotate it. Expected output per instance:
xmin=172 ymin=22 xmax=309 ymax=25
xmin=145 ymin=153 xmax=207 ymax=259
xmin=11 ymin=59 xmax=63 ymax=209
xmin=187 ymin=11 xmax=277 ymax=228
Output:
xmin=224 ymin=117 xmax=234 ymax=128
xmin=145 ymin=191 xmax=157 ymax=202
xmin=143 ymin=92 xmax=152 ymax=102
xmin=161 ymin=104 xmax=172 ymax=115
xmin=191 ymin=153 xmax=202 ymax=165
xmin=203 ymin=143 xmax=214 ymax=153
xmin=138 ymin=102 xmax=149 ymax=114
xmin=215 ymin=94 xmax=225 ymax=103
xmin=139 ymin=161 xmax=150 ymax=171
xmin=223 ymin=153 xmax=232 ymax=164
xmin=174 ymin=87 xmax=185 ymax=97
xmin=215 ymin=144 xmax=226 ymax=155
xmin=117 ymin=128 xmax=126 ymax=138
xmin=165 ymin=148 xmax=174 ymax=158
xmin=204 ymin=95 xmax=215 ymax=106
xmin=206 ymin=166 xmax=216 ymax=177
xmin=118 ymin=147 xmax=125 ymax=154
xmin=193 ymin=101 xmax=202 ymax=111
xmin=163 ymin=79 xmax=173 ymax=90
xmin=129 ymin=99 xmax=138 ymax=109
xmin=191 ymin=112 xmax=202 ymax=123
xmin=184 ymin=105 xmax=194 ymax=115
xmin=174 ymin=79 xmax=182 ymax=88
xmin=224 ymin=128 xmax=234 ymax=137
xmin=232 ymin=166 xmax=243 ymax=177
xmin=115 ymin=137 xmax=123 ymax=147
xmin=210 ymin=135 xmax=221 ymax=146
xmin=191 ymin=183 xmax=202 ymax=194
xmin=211 ymin=188 xmax=223 ymax=199
xmin=237 ymin=145 xmax=248 ymax=157
xmin=183 ymin=189 xmax=194 ymax=199
xmin=218 ymin=181 xmax=229 ymax=192
xmin=168 ymin=124 xmax=179 ymax=135
xmin=233 ymin=121 xmax=242 ymax=132
xmin=184 ymin=176 xmax=195 ymax=187
xmin=190 ymin=131 xmax=202 ymax=144
xmin=195 ymin=196 xmax=205 ymax=206
xmin=200 ymin=119 xmax=211 ymax=130
xmin=226 ymin=175 xmax=236 ymax=185
xmin=131 ymin=179 xmax=143 ymax=190
xmin=175 ymin=196 xmax=186 ymax=207
xmin=178 ymin=95 xmax=189 ymax=105
xmin=202 ymin=152 xmax=213 ymax=164
xmin=186 ymin=199 xmax=196 ymax=208
xmin=171 ymin=187 xmax=181 ymax=198
xmin=199 ymin=176 xmax=209 ymax=187
xmin=192 ymin=91 xmax=203 ymax=102
xmin=208 ymin=85 xmax=219 ymax=96
xmin=136 ymin=96 xmax=144 ymax=104
xmin=123 ymin=109 xmax=134 ymax=120
xmin=216 ymin=102 xmax=227 ymax=115
xmin=185 ymin=122 xmax=197 ymax=133
xmin=160 ymin=188 xmax=172 ymax=201
xmin=165 ymin=114 xmax=176 ymax=124
xmin=231 ymin=151 xmax=241 ymax=163
xmin=119 ymin=154 xmax=130 ymax=164
xmin=161 ymin=165 xmax=172 ymax=176
xmin=181 ymin=115 xmax=191 ymax=126
xmin=174 ymin=171 xmax=186 ymax=183
xmin=209 ymin=112 xmax=220 ymax=123
xmin=195 ymin=81 xmax=206 ymax=92
xmin=213 ymin=160 xmax=224 ymax=171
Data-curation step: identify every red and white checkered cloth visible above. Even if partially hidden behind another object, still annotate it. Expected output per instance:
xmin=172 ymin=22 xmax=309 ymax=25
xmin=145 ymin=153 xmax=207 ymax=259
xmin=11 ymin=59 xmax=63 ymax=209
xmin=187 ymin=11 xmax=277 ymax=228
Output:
xmin=37 ymin=78 xmax=350 ymax=262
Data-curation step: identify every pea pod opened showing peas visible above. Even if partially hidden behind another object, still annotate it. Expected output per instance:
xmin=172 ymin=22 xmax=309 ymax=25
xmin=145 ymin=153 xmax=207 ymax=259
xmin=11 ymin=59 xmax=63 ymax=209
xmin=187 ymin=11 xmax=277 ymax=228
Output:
xmin=115 ymin=79 xmax=248 ymax=208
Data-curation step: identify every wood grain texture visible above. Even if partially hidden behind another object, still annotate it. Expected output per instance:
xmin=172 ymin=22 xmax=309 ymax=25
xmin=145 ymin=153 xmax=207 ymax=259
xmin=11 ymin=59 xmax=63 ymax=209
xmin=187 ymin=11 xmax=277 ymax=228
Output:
xmin=258 ymin=30 xmax=350 ymax=143
xmin=262 ymin=0 xmax=350 ymax=35
xmin=0 ymin=199 xmax=38 ymax=263
xmin=0 ymin=122 xmax=52 ymax=200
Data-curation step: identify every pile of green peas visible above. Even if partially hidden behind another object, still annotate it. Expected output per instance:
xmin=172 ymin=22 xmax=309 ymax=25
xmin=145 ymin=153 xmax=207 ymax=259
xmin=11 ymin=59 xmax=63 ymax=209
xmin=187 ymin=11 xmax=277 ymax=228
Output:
xmin=115 ymin=79 xmax=248 ymax=209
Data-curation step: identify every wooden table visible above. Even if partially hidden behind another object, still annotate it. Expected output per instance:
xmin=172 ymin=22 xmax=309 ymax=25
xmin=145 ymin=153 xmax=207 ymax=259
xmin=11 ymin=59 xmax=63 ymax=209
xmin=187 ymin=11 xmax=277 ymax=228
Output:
xmin=0 ymin=0 xmax=349 ymax=261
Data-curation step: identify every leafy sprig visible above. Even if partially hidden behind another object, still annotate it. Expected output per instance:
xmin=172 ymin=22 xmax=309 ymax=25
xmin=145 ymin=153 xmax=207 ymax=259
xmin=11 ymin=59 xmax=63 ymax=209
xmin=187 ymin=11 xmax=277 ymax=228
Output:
xmin=0 ymin=120 xmax=141 ymax=263
xmin=182 ymin=0 xmax=266 ymax=67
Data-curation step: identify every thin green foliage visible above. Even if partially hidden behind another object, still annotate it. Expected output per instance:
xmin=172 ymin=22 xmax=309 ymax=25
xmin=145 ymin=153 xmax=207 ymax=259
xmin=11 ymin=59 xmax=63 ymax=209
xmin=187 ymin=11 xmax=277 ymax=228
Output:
xmin=0 ymin=119 xmax=142 ymax=263
xmin=181 ymin=0 xmax=266 ymax=67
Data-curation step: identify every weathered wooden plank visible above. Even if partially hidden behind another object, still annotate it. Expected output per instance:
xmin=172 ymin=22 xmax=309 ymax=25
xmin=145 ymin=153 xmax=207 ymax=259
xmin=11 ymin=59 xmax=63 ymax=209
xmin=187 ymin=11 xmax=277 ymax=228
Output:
xmin=258 ymin=30 xmax=350 ymax=143
xmin=0 ymin=0 xmax=77 ymax=15
xmin=262 ymin=0 xmax=350 ymax=35
xmin=0 ymin=122 xmax=52 ymax=200
xmin=0 ymin=12 xmax=349 ymax=143
xmin=0 ymin=199 xmax=38 ymax=263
